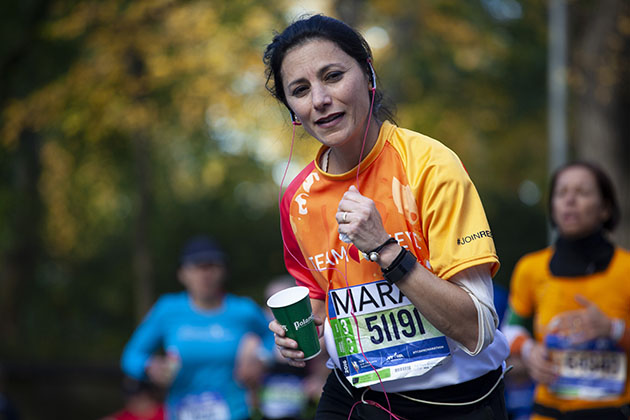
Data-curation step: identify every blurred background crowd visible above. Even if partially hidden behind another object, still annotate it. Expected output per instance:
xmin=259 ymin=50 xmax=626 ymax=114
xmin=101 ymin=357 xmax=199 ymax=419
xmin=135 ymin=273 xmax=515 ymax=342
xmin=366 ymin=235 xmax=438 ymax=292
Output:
xmin=0 ymin=0 xmax=628 ymax=418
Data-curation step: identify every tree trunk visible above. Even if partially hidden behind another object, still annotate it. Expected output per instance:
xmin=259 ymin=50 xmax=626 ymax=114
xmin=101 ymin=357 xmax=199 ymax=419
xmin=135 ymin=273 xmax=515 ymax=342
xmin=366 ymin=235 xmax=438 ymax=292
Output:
xmin=0 ymin=129 xmax=42 ymax=349
xmin=131 ymin=132 xmax=154 ymax=322
xmin=334 ymin=0 xmax=364 ymax=27
xmin=572 ymin=0 xmax=630 ymax=248
xmin=126 ymin=47 xmax=155 ymax=321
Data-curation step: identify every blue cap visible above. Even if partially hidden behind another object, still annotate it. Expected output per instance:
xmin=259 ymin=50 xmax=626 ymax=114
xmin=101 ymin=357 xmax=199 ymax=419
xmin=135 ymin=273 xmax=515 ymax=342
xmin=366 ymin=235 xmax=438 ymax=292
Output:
xmin=179 ymin=235 xmax=226 ymax=266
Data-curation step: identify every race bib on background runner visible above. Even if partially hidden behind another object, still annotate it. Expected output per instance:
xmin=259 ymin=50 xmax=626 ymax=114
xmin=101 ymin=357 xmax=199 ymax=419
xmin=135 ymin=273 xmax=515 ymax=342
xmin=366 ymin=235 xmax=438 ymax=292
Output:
xmin=175 ymin=392 xmax=230 ymax=420
xmin=328 ymin=280 xmax=451 ymax=388
xmin=260 ymin=374 xmax=307 ymax=418
xmin=546 ymin=334 xmax=627 ymax=400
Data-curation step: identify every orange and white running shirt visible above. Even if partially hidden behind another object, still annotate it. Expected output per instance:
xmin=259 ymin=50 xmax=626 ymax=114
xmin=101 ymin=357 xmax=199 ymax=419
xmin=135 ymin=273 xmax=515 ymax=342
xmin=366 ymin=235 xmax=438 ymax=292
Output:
xmin=280 ymin=121 xmax=508 ymax=391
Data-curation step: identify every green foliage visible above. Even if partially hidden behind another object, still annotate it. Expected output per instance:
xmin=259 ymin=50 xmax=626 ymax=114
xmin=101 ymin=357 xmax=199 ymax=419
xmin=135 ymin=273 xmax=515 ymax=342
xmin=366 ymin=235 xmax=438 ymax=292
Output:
xmin=0 ymin=0 xmax=291 ymax=363
xmin=0 ymin=0 xmax=558 ymax=365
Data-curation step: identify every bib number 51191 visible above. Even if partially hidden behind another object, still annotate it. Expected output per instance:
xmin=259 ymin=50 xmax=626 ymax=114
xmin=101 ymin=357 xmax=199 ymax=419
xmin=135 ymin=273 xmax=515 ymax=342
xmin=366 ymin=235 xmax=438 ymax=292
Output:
xmin=365 ymin=307 xmax=426 ymax=345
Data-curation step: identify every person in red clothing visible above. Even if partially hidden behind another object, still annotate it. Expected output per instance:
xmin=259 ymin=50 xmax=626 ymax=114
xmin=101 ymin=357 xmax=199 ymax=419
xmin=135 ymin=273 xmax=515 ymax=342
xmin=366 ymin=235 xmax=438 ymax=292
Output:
xmin=101 ymin=377 xmax=165 ymax=420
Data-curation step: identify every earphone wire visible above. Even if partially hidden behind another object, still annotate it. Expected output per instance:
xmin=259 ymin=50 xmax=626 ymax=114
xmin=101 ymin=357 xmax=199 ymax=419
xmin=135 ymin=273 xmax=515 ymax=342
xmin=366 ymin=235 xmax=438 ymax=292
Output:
xmin=341 ymin=75 xmax=400 ymax=420
xmin=277 ymin=62 xmax=399 ymax=420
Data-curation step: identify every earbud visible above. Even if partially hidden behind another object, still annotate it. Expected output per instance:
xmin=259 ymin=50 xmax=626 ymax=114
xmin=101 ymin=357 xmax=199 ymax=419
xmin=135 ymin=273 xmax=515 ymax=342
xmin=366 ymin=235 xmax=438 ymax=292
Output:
xmin=290 ymin=110 xmax=302 ymax=126
xmin=367 ymin=58 xmax=376 ymax=90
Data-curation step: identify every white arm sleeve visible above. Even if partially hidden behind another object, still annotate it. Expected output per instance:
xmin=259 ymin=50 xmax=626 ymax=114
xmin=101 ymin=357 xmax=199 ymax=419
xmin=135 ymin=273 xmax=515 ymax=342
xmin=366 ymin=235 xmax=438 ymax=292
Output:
xmin=450 ymin=264 xmax=498 ymax=356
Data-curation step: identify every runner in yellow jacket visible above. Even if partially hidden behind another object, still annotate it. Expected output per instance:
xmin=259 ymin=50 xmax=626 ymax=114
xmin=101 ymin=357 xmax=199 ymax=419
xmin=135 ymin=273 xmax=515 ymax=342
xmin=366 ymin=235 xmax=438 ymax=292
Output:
xmin=503 ymin=161 xmax=630 ymax=420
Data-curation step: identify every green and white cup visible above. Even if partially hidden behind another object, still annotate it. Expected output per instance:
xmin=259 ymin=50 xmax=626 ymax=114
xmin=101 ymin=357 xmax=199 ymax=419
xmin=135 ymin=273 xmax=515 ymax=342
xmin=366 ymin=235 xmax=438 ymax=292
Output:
xmin=267 ymin=286 xmax=321 ymax=360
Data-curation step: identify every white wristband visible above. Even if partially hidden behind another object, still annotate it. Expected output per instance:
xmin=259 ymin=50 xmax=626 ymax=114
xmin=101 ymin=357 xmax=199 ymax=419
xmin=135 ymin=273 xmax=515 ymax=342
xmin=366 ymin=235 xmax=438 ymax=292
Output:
xmin=610 ymin=319 xmax=625 ymax=342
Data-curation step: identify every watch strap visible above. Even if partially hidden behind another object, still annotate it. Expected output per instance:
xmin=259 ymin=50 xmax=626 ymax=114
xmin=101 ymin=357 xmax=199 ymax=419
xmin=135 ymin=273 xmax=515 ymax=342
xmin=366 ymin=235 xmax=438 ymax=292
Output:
xmin=382 ymin=248 xmax=417 ymax=284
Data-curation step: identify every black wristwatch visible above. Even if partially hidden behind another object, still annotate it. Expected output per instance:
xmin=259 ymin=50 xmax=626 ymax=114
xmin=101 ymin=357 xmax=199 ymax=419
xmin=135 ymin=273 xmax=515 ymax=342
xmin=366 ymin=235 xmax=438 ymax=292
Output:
xmin=382 ymin=247 xmax=417 ymax=284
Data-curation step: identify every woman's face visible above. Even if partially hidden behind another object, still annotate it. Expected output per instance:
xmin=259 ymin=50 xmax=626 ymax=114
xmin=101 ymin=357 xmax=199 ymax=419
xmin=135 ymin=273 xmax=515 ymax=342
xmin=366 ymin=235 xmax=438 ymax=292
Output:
xmin=280 ymin=38 xmax=371 ymax=149
xmin=551 ymin=166 xmax=609 ymax=238
xmin=178 ymin=262 xmax=225 ymax=303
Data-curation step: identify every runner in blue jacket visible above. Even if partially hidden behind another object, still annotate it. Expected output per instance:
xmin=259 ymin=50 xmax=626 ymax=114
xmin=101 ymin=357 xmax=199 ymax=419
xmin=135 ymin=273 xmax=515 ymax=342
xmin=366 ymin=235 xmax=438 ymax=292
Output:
xmin=121 ymin=235 xmax=275 ymax=420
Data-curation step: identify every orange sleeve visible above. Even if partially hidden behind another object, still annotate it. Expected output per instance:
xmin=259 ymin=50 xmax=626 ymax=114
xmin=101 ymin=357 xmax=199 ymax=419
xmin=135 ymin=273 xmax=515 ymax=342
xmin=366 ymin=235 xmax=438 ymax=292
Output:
xmin=402 ymin=138 xmax=499 ymax=280
xmin=508 ymin=254 xmax=537 ymax=319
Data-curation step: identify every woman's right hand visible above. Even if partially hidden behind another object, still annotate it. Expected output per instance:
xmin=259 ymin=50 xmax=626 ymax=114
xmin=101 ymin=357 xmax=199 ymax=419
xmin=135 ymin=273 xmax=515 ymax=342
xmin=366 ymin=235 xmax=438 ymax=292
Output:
xmin=146 ymin=354 xmax=179 ymax=387
xmin=269 ymin=316 xmax=324 ymax=368
xmin=522 ymin=341 xmax=557 ymax=385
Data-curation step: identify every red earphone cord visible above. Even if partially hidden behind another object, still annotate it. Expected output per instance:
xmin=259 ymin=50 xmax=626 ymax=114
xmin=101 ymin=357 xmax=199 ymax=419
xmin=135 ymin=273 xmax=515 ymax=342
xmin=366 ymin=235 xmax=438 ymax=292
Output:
xmin=277 ymin=68 xmax=404 ymax=419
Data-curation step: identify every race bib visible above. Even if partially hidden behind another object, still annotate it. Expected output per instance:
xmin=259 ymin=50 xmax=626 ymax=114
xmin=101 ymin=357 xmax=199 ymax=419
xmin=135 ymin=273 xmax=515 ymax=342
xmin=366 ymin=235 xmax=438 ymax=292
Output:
xmin=546 ymin=334 xmax=627 ymax=400
xmin=260 ymin=374 xmax=307 ymax=418
xmin=328 ymin=280 xmax=451 ymax=388
xmin=175 ymin=392 xmax=230 ymax=420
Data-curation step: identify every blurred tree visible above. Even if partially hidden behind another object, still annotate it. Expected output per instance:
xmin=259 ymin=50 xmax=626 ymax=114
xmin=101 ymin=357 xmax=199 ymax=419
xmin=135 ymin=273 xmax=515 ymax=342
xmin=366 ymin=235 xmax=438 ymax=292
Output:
xmin=571 ymin=0 xmax=630 ymax=247
xmin=0 ymin=0 xmax=55 ymax=352
xmin=0 ymin=0 xmax=292 ymax=362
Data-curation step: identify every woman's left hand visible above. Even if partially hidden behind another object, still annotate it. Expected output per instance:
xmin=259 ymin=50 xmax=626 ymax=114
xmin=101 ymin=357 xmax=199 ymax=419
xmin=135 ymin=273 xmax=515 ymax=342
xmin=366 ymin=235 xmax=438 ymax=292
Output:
xmin=336 ymin=185 xmax=390 ymax=253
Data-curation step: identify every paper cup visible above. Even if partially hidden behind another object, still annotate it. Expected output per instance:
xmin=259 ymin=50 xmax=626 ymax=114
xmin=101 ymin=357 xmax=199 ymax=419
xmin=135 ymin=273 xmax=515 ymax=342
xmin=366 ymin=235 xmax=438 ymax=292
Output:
xmin=267 ymin=286 xmax=321 ymax=360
